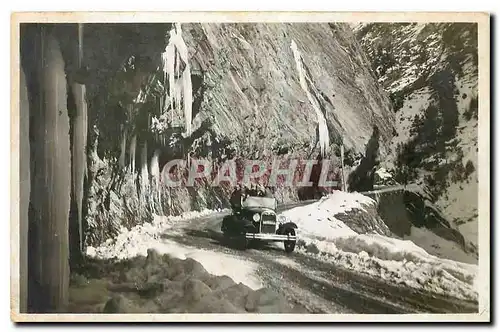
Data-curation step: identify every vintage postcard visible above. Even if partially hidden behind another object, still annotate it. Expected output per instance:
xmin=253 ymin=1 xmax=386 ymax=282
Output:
xmin=10 ymin=11 xmax=490 ymax=322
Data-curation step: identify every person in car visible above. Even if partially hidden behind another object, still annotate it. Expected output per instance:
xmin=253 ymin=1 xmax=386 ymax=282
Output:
xmin=256 ymin=184 xmax=266 ymax=197
xmin=247 ymin=183 xmax=258 ymax=197
xmin=230 ymin=184 xmax=243 ymax=212
xmin=264 ymin=186 xmax=274 ymax=198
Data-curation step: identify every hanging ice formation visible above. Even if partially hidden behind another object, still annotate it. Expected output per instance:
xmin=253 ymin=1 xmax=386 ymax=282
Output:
xmin=129 ymin=134 xmax=136 ymax=174
xmin=161 ymin=23 xmax=193 ymax=136
xmin=290 ymin=40 xmax=330 ymax=157
xmin=139 ymin=141 xmax=149 ymax=193
xmin=150 ymin=149 xmax=161 ymax=212
xmin=72 ymin=23 xmax=88 ymax=253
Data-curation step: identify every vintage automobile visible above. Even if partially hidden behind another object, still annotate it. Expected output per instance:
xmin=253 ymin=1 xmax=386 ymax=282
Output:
xmin=221 ymin=194 xmax=298 ymax=253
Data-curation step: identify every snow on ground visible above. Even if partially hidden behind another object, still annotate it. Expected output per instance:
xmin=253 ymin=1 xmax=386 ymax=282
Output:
xmin=86 ymin=208 xmax=263 ymax=290
xmin=279 ymin=191 xmax=478 ymax=301
xmin=281 ymin=191 xmax=374 ymax=240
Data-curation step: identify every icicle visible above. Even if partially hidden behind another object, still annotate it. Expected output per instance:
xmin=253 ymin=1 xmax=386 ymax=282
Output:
xmin=175 ymin=34 xmax=181 ymax=80
xmin=118 ymin=128 xmax=127 ymax=169
xmin=19 ymin=67 xmax=30 ymax=313
xmin=150 ymin=149 xmax=160 ymax=184
xmin=340 ymin=142 xmax=347 ymax=191
xmin=77 ymin=23 xmax=83 ymax=67
xmin=163 ymin=29 xmax=176 ymax=115
xmin=175 ymin=79 xmax=183 ymax=125
xmin=129 ymin=134 xmax=136 ymax=173
xmin=72 ymin=22 xmax=88 ymax=254
xmin=150 ymin=149 xmax=161 ymax=212
xmin=31 ymin=30 xmax=71 ymax=310
xmin=182 ymin=66 xmax=193 ymax=134
xmin=140 ymin=141 xmax=149 ymax=192
xmin=161 ymin=23 xmax=193 ymax=136
xmin=71 ymin=82 xmax=88 ymax=254
xmin=291 ymin=40 xmax=330 ymax=157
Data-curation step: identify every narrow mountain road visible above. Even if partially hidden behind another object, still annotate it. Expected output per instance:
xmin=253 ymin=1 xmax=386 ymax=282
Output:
xmin=158 ymin=198 xmax=478 ymax=314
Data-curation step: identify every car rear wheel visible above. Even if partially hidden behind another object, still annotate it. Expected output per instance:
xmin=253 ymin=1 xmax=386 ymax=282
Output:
xmin=232 ymin=231 xmax=248 ymax=251
xmin=283 ymin=228 xmax=296 ymax=253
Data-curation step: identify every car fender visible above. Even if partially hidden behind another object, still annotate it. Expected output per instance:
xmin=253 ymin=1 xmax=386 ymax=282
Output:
xmin=243 ymin=224 xmax=258 ymax=233
xmin=277 ymin=222 xmax=298 ymax=235
xmin=235 ymin=217 xmax=256 ymax=233
xmin=222 ymin=215 xmax=234 ymax=223
xmin=223 ymin=215 xmax=254 ymax=230
xmin=283 ymin=221 xmax=298 ymax=229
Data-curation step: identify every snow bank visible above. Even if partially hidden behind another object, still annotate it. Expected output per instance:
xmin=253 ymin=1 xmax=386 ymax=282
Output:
xmin=281 ymin=191 xmax=374 ymax=240
xmin=279 ymin=191 xmax=478 ymax=301
xmin=86 ymin=208 xmax=224 ymax=259
xmin=86 ymin=208 xmax=263 ymax=290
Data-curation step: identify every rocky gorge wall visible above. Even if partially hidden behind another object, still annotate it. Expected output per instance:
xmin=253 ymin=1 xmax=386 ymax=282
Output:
xmin=181 ymin=23 xmax=394 ymax=157
xmin=81 ymin=23 xmax=397 ymax=247
xmin=355 ymin=23 xmax=479 ymax=248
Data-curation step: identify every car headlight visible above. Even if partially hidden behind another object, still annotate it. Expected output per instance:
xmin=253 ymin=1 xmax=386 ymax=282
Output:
xmin=278 ymin=215 xmax=287 ymax=225
xmin=252 ymin=213 xmax=261 ymax=222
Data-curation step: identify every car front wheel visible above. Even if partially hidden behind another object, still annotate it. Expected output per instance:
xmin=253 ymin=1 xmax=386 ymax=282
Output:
xmin=283 ymin=228 xmax=296 ymax=253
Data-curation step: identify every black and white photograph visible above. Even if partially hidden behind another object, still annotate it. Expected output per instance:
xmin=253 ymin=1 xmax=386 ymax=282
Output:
xmin=10 ymin=12 xmax=490 ymax=322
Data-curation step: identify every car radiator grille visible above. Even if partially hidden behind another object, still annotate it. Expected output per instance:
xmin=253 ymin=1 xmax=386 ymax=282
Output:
xmin=260 ymin=213 xmax=276 ymax=234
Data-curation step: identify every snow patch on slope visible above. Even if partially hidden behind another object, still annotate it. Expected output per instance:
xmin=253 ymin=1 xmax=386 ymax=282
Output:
xmin=404 ymin=226 xmax=477 ymax=264
xmin=436 ymin=74 xmax=478 ymax=247
xmin=279 ymin=192 xmax=478 ymax=301
xmin=384 ymin=87 xmax=432 ymax=169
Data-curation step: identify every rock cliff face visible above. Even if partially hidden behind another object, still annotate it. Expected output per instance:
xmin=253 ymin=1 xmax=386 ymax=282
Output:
xmin=75 ymin=23 xmax=396 ymax=246
xmin=355 ymin=23 xmax=479 ymax=249
xmin=180 ymin=23 xmax=394 ymax=157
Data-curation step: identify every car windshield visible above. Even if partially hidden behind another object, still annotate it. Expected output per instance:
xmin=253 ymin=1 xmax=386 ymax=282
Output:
xmin=241 ymin=196 xmax=276 ymax=210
